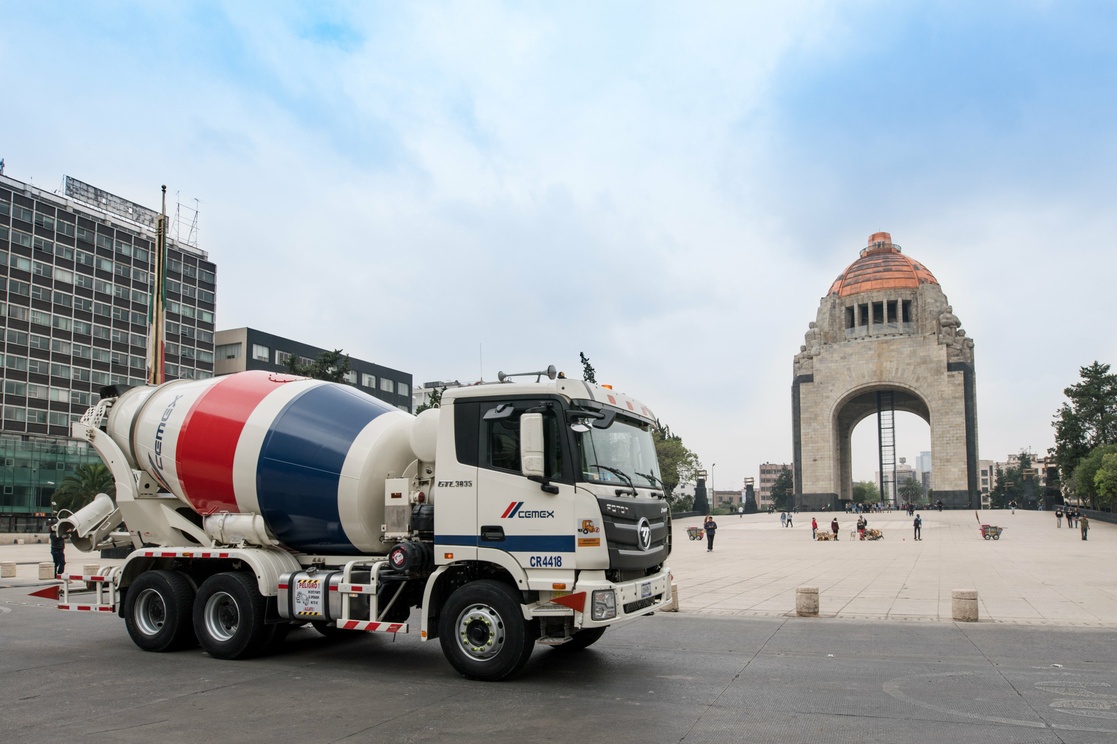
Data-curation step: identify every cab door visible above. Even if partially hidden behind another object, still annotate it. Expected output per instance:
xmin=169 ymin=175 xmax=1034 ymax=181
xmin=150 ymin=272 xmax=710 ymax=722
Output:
xmin=474 ymin=399 xmax=575 ymax=574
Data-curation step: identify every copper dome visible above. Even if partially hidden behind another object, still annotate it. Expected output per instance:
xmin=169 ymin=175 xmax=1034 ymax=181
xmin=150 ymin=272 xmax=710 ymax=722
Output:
xmin=828 ymin=232 xmax=939 ymax=298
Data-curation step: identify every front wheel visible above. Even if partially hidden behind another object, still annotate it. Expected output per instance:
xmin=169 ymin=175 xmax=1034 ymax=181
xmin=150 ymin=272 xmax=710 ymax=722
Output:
xmin=438 ymin=580 xmax=536 ymax=681
xmin=193 ymin=572 xmax=268 ymax=660
xmin=124 ymin=570 xmax=196 ymax=652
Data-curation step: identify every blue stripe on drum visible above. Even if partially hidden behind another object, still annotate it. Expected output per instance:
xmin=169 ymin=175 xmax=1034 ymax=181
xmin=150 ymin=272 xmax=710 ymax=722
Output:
xmin=438 ymin=534 xmax=576 ymax=552
xmin=257 ymin=383 xmax=398 ymax=553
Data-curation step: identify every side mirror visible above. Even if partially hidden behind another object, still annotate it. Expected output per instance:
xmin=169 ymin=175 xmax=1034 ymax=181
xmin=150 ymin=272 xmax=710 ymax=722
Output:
xmin=520 ymin=412 xmax=545 ymax=479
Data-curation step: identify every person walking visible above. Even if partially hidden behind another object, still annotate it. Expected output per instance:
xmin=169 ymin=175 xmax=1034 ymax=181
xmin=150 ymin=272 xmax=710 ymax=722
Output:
xmin=1080 ymin=514 xmax=1090 ymax=541
xmin=811 ymin=517 xmax=818 ymax=540
xmin=780 ymin=511 xmax=787 ymax=528
xmin=704 ymin=515 xmax=718 ymax=552
xmin=830 ymin=517 xmax=840 ymax=540
xmin=49 ymin=524 xmax=66 ymax=578
xmin=1055 ymin=506 xmax=1062 ymax=528
xmin=913 ymin=512 xmax=922 ymax=541
xmin=786 ymin=512 xmax=794 ymax=528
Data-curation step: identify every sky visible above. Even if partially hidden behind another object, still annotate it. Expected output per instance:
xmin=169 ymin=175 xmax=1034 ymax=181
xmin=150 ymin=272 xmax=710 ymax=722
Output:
xmin=3 ymin=1 xmax=1116 ymax=490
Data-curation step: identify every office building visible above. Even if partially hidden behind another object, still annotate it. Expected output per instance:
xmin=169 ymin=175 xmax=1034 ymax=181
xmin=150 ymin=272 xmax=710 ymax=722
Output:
xmin=1 ymin=172 xmax=216 ymax=530
xmin=214 ymin=327 xmax=412 ymax=412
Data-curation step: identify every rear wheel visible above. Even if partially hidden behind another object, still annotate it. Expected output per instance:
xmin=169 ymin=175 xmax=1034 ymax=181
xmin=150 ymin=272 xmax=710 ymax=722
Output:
xmin=124 ymin=570 xmax=196 ymax=652
xmin=193 ymin=572 xmax=268 ymax=660
xmin=438 ymin=580 xmax=536 ymax=681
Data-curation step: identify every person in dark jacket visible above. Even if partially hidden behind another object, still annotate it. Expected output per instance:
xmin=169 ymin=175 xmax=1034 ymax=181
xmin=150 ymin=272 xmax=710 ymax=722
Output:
xmin=49 ymin=524 xmax=66 ymax=577
xmin=704 ymin=515 xmax=718 ymax=552
xmin=913 ymin=513 xmax=922 ymax=541
xmin=830 ymin=518 xmax=840 ymax=540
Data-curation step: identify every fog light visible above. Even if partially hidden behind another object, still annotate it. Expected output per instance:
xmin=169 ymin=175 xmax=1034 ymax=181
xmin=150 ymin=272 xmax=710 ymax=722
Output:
xmin=591 ymin=589 xmax=617 ymax=621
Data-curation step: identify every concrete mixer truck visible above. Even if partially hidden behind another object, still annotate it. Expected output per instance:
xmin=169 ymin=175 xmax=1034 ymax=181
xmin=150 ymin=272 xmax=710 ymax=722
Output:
xmin=54 ymin=366 xmax=672 ymax=680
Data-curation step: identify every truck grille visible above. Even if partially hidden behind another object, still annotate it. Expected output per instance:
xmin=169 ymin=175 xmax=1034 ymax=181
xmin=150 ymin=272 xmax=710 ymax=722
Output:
xmin=597 ymin=495 xmax=669 ymax=571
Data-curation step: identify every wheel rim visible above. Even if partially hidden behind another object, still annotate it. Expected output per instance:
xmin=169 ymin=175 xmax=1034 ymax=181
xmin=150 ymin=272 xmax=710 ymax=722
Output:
xmin=204 ymin=591 xmax=240 ymax=642
xmin=134 ymin=588 xmax=167 ymax=636
xmin=454 ymin=603 xmax=506 ymax=661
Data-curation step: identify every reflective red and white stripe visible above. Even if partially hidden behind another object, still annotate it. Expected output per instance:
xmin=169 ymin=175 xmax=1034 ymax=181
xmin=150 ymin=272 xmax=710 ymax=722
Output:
xmin=58 ymin=604 xmax=114 ymax=612
xmin=337 ymin=619 xmax=407 ymax=633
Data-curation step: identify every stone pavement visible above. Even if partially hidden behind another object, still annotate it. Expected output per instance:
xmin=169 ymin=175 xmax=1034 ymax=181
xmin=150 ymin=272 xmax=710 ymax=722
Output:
xmin=3 ymin=508 xmax=1114 ymax=627
xmin=668 ymin=508 xmax=1117 ymax=626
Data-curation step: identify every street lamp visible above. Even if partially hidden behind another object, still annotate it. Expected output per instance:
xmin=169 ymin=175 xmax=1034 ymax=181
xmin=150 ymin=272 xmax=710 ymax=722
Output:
xmin=711 ymin=463 xmax=716 ymax=510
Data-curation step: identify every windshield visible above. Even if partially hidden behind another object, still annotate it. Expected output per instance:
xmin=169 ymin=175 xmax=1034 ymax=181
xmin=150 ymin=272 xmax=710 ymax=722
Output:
xmin=578 ymin=416 xmax=662 ymax=488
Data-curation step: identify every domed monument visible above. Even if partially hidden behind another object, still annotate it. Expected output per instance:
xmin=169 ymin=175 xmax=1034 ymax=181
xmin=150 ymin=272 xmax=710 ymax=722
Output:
xmin=792 ymin=232 xmax=978 ymax=509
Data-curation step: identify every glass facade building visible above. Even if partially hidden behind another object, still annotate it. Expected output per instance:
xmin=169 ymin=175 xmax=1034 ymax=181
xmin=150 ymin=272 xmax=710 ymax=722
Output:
xmin=0 ymin=173 xmax=217 ymax=529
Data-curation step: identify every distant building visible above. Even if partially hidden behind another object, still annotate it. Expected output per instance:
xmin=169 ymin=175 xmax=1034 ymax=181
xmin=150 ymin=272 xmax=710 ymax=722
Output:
xmin=758 ymin=462 xmax=790 ymax=509
xmin=214 ymin=327 xmax=412 ymax=412
xmin=2 ymin=172 xmax=216 ymax=530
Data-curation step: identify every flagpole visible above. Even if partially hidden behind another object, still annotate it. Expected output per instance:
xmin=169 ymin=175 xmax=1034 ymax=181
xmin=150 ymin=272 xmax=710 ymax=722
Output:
xmin=147 ymin=185 xmax=167 ymax=385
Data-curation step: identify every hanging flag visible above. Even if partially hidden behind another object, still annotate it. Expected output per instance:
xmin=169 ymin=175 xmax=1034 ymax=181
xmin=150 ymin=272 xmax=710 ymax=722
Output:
xmin=146 ymin=185 xmax=168 ymax=385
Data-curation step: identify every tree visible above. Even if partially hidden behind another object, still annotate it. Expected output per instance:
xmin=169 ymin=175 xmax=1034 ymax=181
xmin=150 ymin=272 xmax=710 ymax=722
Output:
xmin=770 ymin=466 xmax=794 ymax=511
xmin=284 ymin=348 xmax=352 ymax=383
xmin=1073 ymin=443 xmax=1117 ymax=510
xmin=653 ymin=420 xmax=700 ymax=503
xmin=415 ymin=385 xmax=444 ymax=414
xmin=1094 ymin=452 xmax=1117 ymax=510
xmin=852 ymin=480 xmax=879 ymax=504
xmin=898 ymin=476 xmax=924 ymax=505
xmin=52 ymin=463 xmax=115 ymax=515
xmin=579 ymin=352 xmax=596 ymax=384
xmin=1051 ymin=361 xmax=1117 ymax=486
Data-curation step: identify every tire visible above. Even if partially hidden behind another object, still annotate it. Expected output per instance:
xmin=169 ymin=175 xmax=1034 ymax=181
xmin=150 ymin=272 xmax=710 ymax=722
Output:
xmin=984 ymin=535 xmax=990 ymax=540
xmin=438 ymin=580 xmax=536 ymax=681
xmin=993 ymin=534 xmax=1000 ymax=540
xmin=556 ymin=626 xmax=606 ymax=652
xmin=123 ymin=570 xmax=196 ymax=652
xmin=193 ymin=572 xmax=268 ymax=660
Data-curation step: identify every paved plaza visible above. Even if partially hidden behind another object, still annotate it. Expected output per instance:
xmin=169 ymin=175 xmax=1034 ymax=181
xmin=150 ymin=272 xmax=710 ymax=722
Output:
xmin=669 ymin=508 xmax=1117 ymax=627
xmin=2 ymin=507 xmax=1114 ymax=627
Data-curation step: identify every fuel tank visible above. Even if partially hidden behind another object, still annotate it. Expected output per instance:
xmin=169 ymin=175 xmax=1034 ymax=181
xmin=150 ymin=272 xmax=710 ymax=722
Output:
xmin=106 ymin=370 xmax=417 ymax=554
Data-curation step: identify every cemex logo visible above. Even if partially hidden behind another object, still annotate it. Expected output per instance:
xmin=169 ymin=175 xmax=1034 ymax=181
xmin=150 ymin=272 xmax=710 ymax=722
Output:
xmin=501 ymin=502 xmax=555 ymax=519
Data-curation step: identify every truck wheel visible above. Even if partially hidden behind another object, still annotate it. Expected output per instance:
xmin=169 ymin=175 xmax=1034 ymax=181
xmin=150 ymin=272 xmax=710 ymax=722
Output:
xmin=193 ymin=572 xmax=268 ymax=660
xmin=124 ymin=570 xmax=196 ymax=652
xmin=438 ymin=580 xmax=536 ymax=681
xmin=557 ymin=626 xmax=606 ymax=651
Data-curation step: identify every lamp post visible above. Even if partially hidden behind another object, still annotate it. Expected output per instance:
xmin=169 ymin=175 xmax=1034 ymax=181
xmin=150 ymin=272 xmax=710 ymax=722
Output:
xmin=711 ymin=463 xmax=716 ymax=510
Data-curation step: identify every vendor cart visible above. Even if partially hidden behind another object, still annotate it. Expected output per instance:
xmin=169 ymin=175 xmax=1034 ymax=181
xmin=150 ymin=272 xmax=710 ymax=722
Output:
xmin=687 ymin=526 xmax=705 ymax=541
xmin=980 ymin=524 xmax=1003 ymax=540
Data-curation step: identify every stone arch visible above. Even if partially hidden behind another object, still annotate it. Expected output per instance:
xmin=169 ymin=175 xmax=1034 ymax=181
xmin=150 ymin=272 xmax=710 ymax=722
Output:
xmin=792 ymin=232 xmax=978 ymax=511
xmin=830 ymin=383 xmax=931 ymax=502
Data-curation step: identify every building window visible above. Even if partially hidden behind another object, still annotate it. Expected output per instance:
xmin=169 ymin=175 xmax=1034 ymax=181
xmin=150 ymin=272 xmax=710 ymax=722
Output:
xmin=380 ymin=378 xmax=395 ymax=394
xmin=251 ymin=344 xmax=269 ymax=362
xmin=361 ymin=373 xmax=376 ymax=388
xmin=398 ymin=382 xmax=410 ymax=396
xmin=216 ymin=343 xmax=242 ymax=360
xmin=343 ymin=370 xmax=358 ymax=384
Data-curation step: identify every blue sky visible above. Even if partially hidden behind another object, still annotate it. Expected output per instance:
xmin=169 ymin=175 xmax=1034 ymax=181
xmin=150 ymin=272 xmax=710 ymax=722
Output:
xmin=3 ymin=1 xmax=1115 ymax=488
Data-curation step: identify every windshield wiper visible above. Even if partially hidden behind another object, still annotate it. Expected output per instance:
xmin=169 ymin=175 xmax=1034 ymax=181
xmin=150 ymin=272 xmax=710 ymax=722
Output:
xmin=591 ymin=464 xmax=636 ymax=496
xmin=635 ymin=471 xmax=666 ymax=498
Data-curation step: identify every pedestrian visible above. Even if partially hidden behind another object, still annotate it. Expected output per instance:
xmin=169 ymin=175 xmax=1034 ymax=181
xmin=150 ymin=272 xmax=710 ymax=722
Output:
xmin=913 ymin=513 xmax=922 ymax=541
xmin=1080 ymin=515 xmax=1089 ymax=541
xmin=704 ymin=515 xmax=718 ymax=552
xmin=738 ymin=506 xmax=744 ymax=518
xmin=1055 ymin=506 xmax=1062 ymax=528
xmin=49 ymin=523 xmax=66 ymax=577
xmin=856 ymin=515 xmax=867 ymax=539
xmin=1010 ymin=501 xmax=1016 ymax=514
xmin=786 ymin=512 xmax=794 ymax=528
xmin=830 ymin=517 xmax=839 ymax=540
xmin=811 ymin=517 xmax=818 ymax=540
xmin=780 ymin=511 xmax=787 ymax=528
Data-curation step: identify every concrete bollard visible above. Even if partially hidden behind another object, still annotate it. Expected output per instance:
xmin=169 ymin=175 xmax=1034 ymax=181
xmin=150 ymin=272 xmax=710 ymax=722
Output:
xmin=83 ymin=563 xmax=101 ymax=589
xmin=796 ymin=586 xmax=819 ymax=617
xmin=39 ymin=562 xmax=56 ymax=580
xmin=1 ymin=561 xmax=16 ymax=578
xmin=952 ymin=589 xmax=979 ymax=622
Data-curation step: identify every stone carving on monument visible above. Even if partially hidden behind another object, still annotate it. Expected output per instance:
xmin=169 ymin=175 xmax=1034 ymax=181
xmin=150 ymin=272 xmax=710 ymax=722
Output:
xmin=791 ymin=233 xmax=979 ymax=510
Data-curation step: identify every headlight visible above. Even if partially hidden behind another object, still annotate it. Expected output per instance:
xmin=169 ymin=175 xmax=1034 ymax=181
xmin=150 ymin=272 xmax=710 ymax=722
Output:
xmin=591 ymin=589 xmax=617 ymax=621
